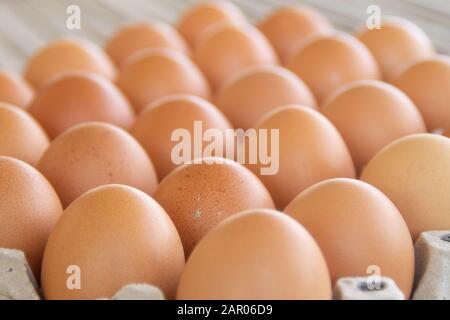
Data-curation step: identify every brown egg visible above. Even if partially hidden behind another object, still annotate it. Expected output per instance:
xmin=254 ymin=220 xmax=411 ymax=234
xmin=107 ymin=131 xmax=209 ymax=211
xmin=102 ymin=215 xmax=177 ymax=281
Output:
xmin=194 ymin=22 xmax=278 ymax=91
xmin=285 ymin=178 xmax=414 ymax=297
xmin=246 ymin=105 xmax=355 ymax=209
xmin=0 ymin=103 xmax=49 ymax=166
xmin=322 ymin=80 xmax=426 ymax=172
xmin=177 ymin=209 xmax=331 ymax=300
xmin=117 ymin=48 xmax=210 ymax=113
xmin=177 ymin=0 xmax=246 ymax=47
xmin=41 ymin=184 xmax=184 ymax=300
xmin=37 ymin=122 xmax=158 ymax=208
xmin=0 ymin=70 xmax=34 ymax=108
xmin=153 ymin=158 xmax=274 ymax=256
xmin=361 ymin=134 xmax=450 ymax=240
xmin=444 ymin=128 xmax=450 ymax=138
xmin=286 ymin=33 xmax=381 ymax=103
xmin=258 ymin=5 xmax=333 ymax=63
xmin=216 ymin=65 xmax=317 ymax=129
xmin=130 ymin=95 xmax=233 ymax=179
xmin=105 ymin=21 xmax=189 ymax=68
xmin=24 ymin=38 xmax=116 ymax=89
xmin=0 ymin=156 xmax=62 ymax=277
xmin=28 ymin=72 xmax=135 ymax=139
xmin=356 ymin=17 xmax=434 ymax=81
xmin=392 ymin=55 xmax=450 ymax=131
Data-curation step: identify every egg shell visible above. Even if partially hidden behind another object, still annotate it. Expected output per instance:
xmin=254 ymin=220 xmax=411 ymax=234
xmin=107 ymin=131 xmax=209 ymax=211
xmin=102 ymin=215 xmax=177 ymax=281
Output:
xmin=105 ymin=21 xmax=190 ymax=68
xmin=0 ymin=70 xmax=34 ymax=108
xmin=286 ymin=33 xmax=381 ymax=103
xmin=28 ymin=72 xmax=135 ymax=139
xmin=41 ymin=184 xmax=184 ymax=300
xmin=356 ymin=17 xmax=434 ymax=81
xmin=246 ymin=105 xmax=356 ymax=209
xmin=392 ymin=55 xmax=450 ymax=131
xmin=258 ymin=5 xmax=333 ymax=62
xmin=37 ymin=122 xmax=158 ymax=208
xmin=176 ymin=209 xmax=331 ymax=300
xmin=194 ymin=22 xmax=278 ymax=92
xmin=24 ymin=38 xmax=116 ymax=89
xmin=216 ymin=65 xmax=317 ymax=129
xmin=177 ymin=0 xmax=246 ymax=48
xmin=130 ymin=95 xmax=233 ymax=179
xmin=117 ymin=48 xmax=210 ymax=113
xmin=0 ymin=156 xmax=63 ymax=278
xmin=360 ymin=134 xmax=450 ymax=240
xmin=153 ymin=158 xmax=275 ymax=257
xmin=321 ymin=80 xmax=426 ymax=172
xmin=0 ymin=103 xmax=49 ymax=166
xmin=285 ymin=178 xmax=415 ymax=297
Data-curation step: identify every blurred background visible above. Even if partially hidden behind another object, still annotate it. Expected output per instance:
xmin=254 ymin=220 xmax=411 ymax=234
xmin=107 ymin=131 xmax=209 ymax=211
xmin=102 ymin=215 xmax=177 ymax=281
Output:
xmin=0 ymin=0 xmax=449 ymax=71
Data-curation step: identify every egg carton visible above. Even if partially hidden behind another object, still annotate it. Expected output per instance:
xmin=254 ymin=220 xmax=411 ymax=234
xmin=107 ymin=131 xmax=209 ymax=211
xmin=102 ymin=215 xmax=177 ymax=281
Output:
xmin=0 ymin=249 xmax=164 ymax=300
xmin=0 ymin=230 xmax=448 ymax=300
xmin=333 ymin=277 xmax=405 ymax=300
xmin=334 ymin=230 xmax=449 ymax=300
xmin=413 ymin=231 xmax=450 ymax=300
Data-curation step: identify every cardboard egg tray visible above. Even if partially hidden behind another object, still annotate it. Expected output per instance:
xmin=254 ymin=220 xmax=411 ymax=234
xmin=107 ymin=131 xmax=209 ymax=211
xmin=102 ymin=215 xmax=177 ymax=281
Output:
xmin=0 ymin=230 xmax=448 ymax=300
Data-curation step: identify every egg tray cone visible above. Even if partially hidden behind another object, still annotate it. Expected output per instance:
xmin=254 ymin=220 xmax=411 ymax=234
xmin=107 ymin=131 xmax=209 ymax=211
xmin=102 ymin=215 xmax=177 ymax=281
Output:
xmin=0 ymin=248 xmax=165 ymax=301
xmin=412 ymin=231 xmax=450 ymax=300
xmin=0 ymin=230 xmax=448 ymax=300
xmin=333 ymin=277 xmax=405 ymax=300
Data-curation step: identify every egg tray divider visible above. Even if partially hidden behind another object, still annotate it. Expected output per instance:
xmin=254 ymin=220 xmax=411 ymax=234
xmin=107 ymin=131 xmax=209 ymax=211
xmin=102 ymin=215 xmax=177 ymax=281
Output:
xmin=0 ymin=230 xmax=448 ymax=300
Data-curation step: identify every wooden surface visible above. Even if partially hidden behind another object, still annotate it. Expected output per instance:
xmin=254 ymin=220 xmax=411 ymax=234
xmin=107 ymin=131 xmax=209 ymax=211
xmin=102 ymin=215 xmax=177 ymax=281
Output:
xmin=0 ymin=0 xmax=449 ymax=71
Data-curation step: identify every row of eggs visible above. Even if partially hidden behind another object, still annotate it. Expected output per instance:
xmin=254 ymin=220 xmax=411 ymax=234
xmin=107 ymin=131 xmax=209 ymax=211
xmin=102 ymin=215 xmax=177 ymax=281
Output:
xmin=0 ymin=1 xmax=449 ymax=300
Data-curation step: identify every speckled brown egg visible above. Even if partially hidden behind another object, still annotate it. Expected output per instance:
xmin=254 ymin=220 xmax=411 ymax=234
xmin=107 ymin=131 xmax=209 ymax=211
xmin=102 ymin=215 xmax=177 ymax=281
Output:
xmin=246 ymin=105 xmax=355 ymax=209
xmin=356 ymin=17 xmax=434 ymax=81
xmin=216 ymin=65 xmax=316 ymax=129
xmin=130 ymin=95 xmax=233 ymax=179
xmin=361 ymin=134 xmax=450 ymax=240
xmin=24 ymin=38 xmax=116 ymax=89
xmin=105 ymin=21 xmax=189 ymax=68
xmin=285 ymin=178 xmax=414 ymax=298
xmin=392 ymin=55 xmax=450 ymax=131
xmin=177 ymin=0 xmax=246 ymax=47
xmin=321 ymin=80 xmax=426 ymax=172
xmin=194 ymin=22 xmax=278 ymax=91
xmin=0 ymin=103 xmax=49 ymax=166
xmin=0 ymin=70 xmax=34 ymax=108
xmin=0 ymin=156 xmax=62 ymax=278
xmin=286 ymin=33 xmax=381 ymax=103
xmin=37 ymin=122 xmax=158 ymax=208
xmin=153 ymin=158 xmax=274 ymax=257
xmin=176 ymin=209 xmax=331 ymax=300
xmin=41 ymin=184 xmax=184 ymax=300
xmin=258 ymin=5 xmax=333 ymax=63
xmin=117 ymin=48 xmax=210 ymax=113
xmin=28 ymin=72 xmax=135 ymax=139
